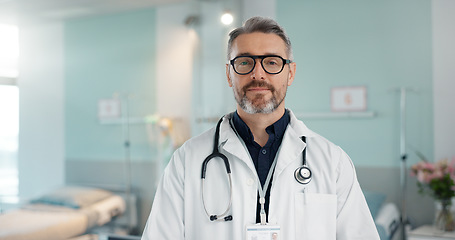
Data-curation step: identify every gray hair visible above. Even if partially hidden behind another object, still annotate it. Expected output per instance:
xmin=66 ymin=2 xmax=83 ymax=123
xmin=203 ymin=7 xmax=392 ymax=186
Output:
xmin=227 ymin=16 xmax=293 ymax=60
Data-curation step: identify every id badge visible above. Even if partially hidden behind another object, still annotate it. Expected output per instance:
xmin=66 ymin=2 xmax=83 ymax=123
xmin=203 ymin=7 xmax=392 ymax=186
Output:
xmin=246 ymin=224 xmax=281 ymax=240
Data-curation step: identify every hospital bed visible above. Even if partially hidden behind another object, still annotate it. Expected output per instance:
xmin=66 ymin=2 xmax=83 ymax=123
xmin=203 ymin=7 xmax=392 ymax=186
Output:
xmin=0 ymin=186 xmax=127 ymax=240
xmin=364 ymin=191 xmax=401 ymax=240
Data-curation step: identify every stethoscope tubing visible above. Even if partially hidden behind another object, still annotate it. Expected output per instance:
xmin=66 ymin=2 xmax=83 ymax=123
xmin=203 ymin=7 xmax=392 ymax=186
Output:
xmin=201 ymin=173 xmax=233 ymax=221
xmin=201 ymin=118 xmax=231 ymax=178
xmin=201 ymin=117 xmax=233 ymax=221
xmin=200 ymin=115 xmax=312 ymax=222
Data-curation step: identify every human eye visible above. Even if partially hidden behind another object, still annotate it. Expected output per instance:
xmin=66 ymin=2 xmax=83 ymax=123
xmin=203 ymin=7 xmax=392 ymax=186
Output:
xmin=264 ymin=57 xmax=281 ymax=66
xmin=235 ymin=57 xmax=253 ymax=66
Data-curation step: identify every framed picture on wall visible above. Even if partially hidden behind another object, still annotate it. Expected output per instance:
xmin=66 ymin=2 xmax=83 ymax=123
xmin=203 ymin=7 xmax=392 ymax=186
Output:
xmin=98 ymin=98 xmax=121 ymax=120
xmin=331 ymin=86 xmax=367 ymax=112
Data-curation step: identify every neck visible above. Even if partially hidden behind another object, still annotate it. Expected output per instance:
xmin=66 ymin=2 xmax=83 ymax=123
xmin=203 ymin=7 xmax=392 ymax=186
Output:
xmin=236 ymin=106 xmax=285 ymax=147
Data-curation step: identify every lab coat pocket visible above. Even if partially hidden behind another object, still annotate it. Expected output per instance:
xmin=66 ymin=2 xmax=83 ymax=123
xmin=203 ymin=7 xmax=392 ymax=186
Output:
xmin=295 ymin=193 xmax=337 ymax=240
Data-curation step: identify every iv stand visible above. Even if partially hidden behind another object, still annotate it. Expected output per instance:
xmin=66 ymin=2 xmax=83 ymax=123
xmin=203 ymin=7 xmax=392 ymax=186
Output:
xmin=399 ymin=87 xmax=411 ymax=240
xmin=118 ymin=93 xmax=133 ymax=233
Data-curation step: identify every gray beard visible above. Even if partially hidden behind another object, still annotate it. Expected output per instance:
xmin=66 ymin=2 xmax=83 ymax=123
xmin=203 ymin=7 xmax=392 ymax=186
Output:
xmin=232 ymin=79 xmax=286 ymax=114
xmin=239 ymin=94 xmax=279 ymax=114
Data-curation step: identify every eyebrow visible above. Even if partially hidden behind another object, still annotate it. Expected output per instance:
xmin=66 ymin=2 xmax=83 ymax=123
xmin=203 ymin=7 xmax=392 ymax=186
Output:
xmin=237 ymin=52 xmax=252 ymax=57
xmin=236 ymin=52 xmax=283 ymax=57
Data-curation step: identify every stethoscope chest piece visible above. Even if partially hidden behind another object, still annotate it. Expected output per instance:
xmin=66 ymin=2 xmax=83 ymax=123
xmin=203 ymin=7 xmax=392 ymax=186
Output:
xmin=294 ymin=136 xmax=312 ymax=185
xmin=294 ymin=166 xmax=312 ymax=184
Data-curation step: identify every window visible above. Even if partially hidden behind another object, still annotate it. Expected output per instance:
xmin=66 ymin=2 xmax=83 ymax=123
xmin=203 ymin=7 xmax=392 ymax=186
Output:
xmin=0 ymin=85 xmax=19 ymax=197
xmin=0 ymin=24 xmax=19 ymax=200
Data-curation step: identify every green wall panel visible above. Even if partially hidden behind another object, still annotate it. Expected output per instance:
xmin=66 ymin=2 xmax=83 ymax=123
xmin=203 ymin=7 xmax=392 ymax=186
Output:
xmin=65 ymin=9 xmax=157 ymax=161
xmin=277 ymin=0 xmax=433 ymax=167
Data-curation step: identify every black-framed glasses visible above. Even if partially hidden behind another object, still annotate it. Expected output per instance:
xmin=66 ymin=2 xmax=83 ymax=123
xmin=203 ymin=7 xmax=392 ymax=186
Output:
xmin=229 ymin=55 xmax=292 ymax=75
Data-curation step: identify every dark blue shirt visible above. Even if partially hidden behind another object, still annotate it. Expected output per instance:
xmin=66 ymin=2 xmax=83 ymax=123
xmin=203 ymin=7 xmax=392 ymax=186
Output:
xmin=232 ymin=110 xmax=290 ymax=223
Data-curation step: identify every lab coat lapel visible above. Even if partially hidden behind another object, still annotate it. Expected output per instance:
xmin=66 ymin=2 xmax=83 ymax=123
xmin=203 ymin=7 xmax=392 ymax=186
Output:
xmin=273 ymin=110 xmax=313 ymax=179
xmin=273 ymin=124 xmax=306 ymax=179
xmin=218 ymin=116 xmax=257 ymax=173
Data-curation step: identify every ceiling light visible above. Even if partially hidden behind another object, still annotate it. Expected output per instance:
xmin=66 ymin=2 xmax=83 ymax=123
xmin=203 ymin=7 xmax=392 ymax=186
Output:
xmin=220 ymin=12 xmax=233 ymax=26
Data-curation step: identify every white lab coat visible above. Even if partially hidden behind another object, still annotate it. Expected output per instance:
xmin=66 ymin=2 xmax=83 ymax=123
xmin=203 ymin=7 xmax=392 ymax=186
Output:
xmin=142 ymin=110 xmax=379 ymax=240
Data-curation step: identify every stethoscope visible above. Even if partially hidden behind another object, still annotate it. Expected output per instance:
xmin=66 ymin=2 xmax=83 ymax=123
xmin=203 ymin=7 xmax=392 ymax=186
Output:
xmin=200 ymin=116 xmax=312 ymax=222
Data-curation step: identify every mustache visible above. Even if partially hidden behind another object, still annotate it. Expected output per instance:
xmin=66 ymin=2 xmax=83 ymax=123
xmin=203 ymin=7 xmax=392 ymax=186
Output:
xmin=242 ymin=80 xmax=275 ymax=92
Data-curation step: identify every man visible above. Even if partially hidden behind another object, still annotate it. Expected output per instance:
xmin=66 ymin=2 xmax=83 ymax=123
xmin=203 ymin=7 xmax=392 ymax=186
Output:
xmin=142 ymin=16 xmax=379 ymax=240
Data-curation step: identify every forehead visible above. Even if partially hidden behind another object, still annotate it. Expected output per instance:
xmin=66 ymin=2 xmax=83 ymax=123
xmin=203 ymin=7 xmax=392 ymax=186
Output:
xmin=230 ymin=32 xmax=287 ymax=58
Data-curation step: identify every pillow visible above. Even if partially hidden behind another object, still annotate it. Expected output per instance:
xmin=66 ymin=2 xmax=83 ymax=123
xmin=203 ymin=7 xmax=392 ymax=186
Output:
xmin=363 ymin=191 xmax=386 ymax=219
xmin=31 ymin=186 xmax=113 ymax=209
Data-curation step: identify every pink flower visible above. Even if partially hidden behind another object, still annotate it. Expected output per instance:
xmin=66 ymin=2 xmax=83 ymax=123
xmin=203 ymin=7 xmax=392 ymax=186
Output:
xmin=411 ymin=157 xmax=455 ymax=200
xmin=424 ymin=162 xmax=435 ymax=171
xmin=417 ymin=170 xmax=434 ymax=184
xmin=449 ymin=157 xmax=455 ymax=170
xmin=430 ymin=170 xmax=444 ymax=181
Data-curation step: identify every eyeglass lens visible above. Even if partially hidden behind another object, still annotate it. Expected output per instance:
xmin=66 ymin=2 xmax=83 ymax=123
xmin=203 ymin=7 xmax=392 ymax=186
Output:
xmin=232 ymin=56 xmax=285 ymax=74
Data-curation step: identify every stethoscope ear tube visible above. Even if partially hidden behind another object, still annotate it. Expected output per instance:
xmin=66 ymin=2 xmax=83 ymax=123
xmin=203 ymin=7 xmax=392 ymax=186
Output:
xmin=201 ymin=117 xmax=232 ymax=179
xmin=201 ymin=152 xmax=231 ymax=178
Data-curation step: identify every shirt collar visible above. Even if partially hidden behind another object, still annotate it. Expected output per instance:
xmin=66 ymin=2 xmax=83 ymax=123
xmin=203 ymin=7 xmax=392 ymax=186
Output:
xmin=232 ymin=109 xmax=290 ymax=145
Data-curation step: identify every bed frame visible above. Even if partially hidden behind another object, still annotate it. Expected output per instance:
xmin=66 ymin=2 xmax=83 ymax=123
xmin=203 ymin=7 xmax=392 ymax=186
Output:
xmin=0 ymin=186 xmax=129 ymax=240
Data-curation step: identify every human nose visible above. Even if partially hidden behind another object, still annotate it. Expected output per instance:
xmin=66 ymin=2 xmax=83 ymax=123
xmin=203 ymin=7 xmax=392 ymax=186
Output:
xmin=250 ymin=59 xmax=266 ymax=80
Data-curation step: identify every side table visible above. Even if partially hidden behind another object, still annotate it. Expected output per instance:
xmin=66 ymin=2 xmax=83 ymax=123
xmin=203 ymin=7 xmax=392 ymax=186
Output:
xmin=408 ymin=225 xmax=455 ymax=240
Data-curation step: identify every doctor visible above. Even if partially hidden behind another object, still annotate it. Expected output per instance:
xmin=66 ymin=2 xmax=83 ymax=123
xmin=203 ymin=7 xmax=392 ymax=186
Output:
xmin=142 ymin=16 xmax=379 ymax=240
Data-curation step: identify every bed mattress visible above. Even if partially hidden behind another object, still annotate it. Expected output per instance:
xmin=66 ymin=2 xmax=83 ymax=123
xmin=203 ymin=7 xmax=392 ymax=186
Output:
xmin=0 ymin=195 xmax=125 ymax=240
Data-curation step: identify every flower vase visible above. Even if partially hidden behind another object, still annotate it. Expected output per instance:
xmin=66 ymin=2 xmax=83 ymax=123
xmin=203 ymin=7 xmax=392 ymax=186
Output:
xmin=434 ymin=199 xmax=455 ymax=231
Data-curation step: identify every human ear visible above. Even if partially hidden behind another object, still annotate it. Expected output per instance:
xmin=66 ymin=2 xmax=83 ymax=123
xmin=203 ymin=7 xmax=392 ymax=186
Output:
xmin=226 ymin=64 xmax=233 ymax=87
xmin=287 ymin=62 xmax=296 ymax=86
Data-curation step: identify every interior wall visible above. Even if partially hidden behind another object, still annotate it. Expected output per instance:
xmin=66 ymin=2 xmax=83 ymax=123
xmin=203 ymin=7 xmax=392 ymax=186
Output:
xmin=18 ymin=21 xmax=65 ymax=199
xmin=432 ymin=0 xmax=455 ymax=161
xmin=64 ymin=9 xmax=157 ymax=162
xmin=241 ymin=0 xmax=275 ymax=20
xmin=277 ymin=0 xmax=433 ymax=168
xmin=156 ymin=1 xmax=196 ymax=142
